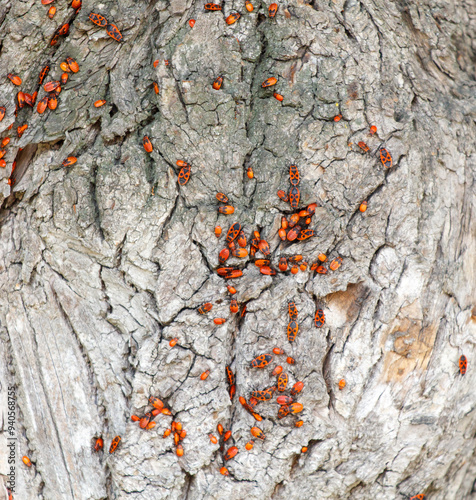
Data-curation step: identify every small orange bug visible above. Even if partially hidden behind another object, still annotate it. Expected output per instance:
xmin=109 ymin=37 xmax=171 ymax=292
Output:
xmin=153 ymin=82 xmax=159 ymax=94
xmin=7 ymin=74 xmax=22 ymax=86
xmin=277 ymin=190 xmax=289 ymax=202
xmin=258 ymin=240 xmax=270 ymax=256
xmin=106 ymin=24 xmax=123 ymax=42
xmin=161 ymin=408 xmax=172 ymax=415
xmin=380 ymin=148 xmax=393 ymax=168
xmin=22 ymin=456 xmax=32 ymax=467
xmin=151 ymin=409 xmax=161 ymax=417
xmin=17 ymin=124 xmax=28 ymax=138
xmin=215 ymin=226 xmax=222 ymax=237
xmin=314 ymin=309 xmax=325 ymax=328
xmin=272 ymin=365 xmax=283 ymax=376
xmin=318 ymin=253 xmax=327 ymax=262
xmin=200 ymin=370 xmax=210 ymax=380
xmin=278 ymin=228 xmax=286 ymax=240
xmin=219 ymin=248 xmax=230 ymax=264
xmin=268 ymin=3 xmax=278 ymax=17
xmin=286 ymin=356 xmax=295 ymax=365
xmin=230 ymin=299 xmax=239 ymax=313
xmin=218 ymin=205 xmax=234 ymax=214
xmin=146 ymin=422 xmax=156 ymax=430
xmin=163 ymin=429 xmax=172 ymax=438
xmin=169 ymin=338 xmax=178 ymax=347
xmin=369 ymin=125 xmax=377 ymax=135
xmin=89 ymin=12 xmax=108 ymax=26
xmin=277 ymin=372 xmax=288 ymax=392
xmin=250 ymin=354 xmax=273 ymax=368
xmin=290 ymin=265 xmax=299 ymax=275
xmin=109 ymin=436 xmax=121 ymax=454
xmin=57 ymin=23 xmax=70 ymax=35
xmin=250 ymin=427 xmax=265 ymax=440
xmin=38 ymin=65 xmax=50 ymax=84
xmin=290 ymin=403 xmax=303 ymax=414
xmin=358 ymin=141 xmax=369 ymax=152
xmin=306 ymin=202 xmax=318 ymax=215
xmin=279 ymin=257 xmax=288 ymax=272
xmin=217 ymin=423 xmax=224 ymax=435
xmin=338 ymin=379 xmax=346 ymax=390
xmin=226 ymin=13 xmax=241 ymax=25
xmin=278 ymin=405 xmax=290 ymax=419
xmin=287 ymin=226 xmax=301 ymax=242
xmin=273 ymin=347 xmax=284 ymax=355
xmin=300 ymin=263 xmax=308 ymax=271
xmin=334 ymin=114 xmax=342 ymax=122
xmin=198 ymin=302 xmax=213 ymax=314
xmin=60 ymin=62 xmax=71 ymax=72
xmin=289 ymin=165 xmax=300 ymax=186
xmin=72 ymin=0 xmax=81 ymax=8
xmin=226 ymin=222 xmax=241 ymax=244
xmin=149 ymin=396 xmax=164 ymax=410
xmin=94 ymin=437 xmax=104 ymax=451
xmin=131 ymin=415 xmax=140 ymax=422
xmin=139 ymin=412 xmax=152 ymax=429
xmin=232 ymin=248 xmax=248 ymax=258
xmin=289 ymin=186 xmax=300 ymax=209
xmin=1 ymin=138 xmax=10 ymax=147
xmin=301 ymin=446 xmax=308 ymax=453
xmin=62 ymin=157 xmax=77 ymax=167
xmin=237 ymin=230 xmax=247 ymax=247
xmin=174 ymin=432 xmax=180 ymax=445
xmin=214 ymin=318 xmax=226 ymax=325
xmin=273 ymin=93 xmax=283 ymax=101
xmin=0 ymin=106 xmax=5 ymax=121
xmin=176 ymin=444 xmax=184 ymax=456
xmin=213 ymin=76 xmax=223 ymax=90
xmin=60 ymin=72 xmax=69 ymax=85
xmin=281 ymin=216 xmax=288 ymax=230
xmin=67 ymin=57 xmax=79 ymax=73
xmin=262 ymin=77 xmax=277 ymax=88
xmin=295 ymin=420 xmax=304 ymax=428
xmin=227 ymin=285 xmax=236 ymax=294
xmin=245 ymin=440 xmax=254 ymax=450
xmin=251 ymin=386 xmax=276 ymax=401
xmin=226 ymin=366 xmax=235 ymax=386
xmin=18 ymin=92 xmax=27 ymax=108
xmin=288 ymin=214 xmax=300 ymax=228
xmin=189 ymin=19 xmax=195 ymax=27
xmin=224 ymin=446 xmax=238 ymax=460
xmin=209 ymin=434 xmax=218 ymax=444
xmin=176 ymin=160 xmax=190 ymax=168
xmin=298 ymin=229 xmax=314 ymax=241
xmin=409 ymin=495 xmax=425 ymax=500
xmin=216 ymin=192 xmax=229 ymax=203
xmin=329 ymin=257 xmax=343 ymax=271
xmin=245 ymin=0 xmax=254 ymax=11
xmin=260 ymin=266 xmax=276 ymax=276
xmin=459 ymin=355 xmax=467 ymax=375
xmin=0 ymin=150 xmax=5 ymax=160
xmin=359 ymin=201 xmax=367 ymax=212
xmin=143 ymin=136 xmax=153 ymax=153
xmin=204 ymin=3 xmax=222 ymax=10
xmin=247 ymin=166 xmax=254 ymax=179
xmin=47 ymin=93 xmax=58 ymax=110
xmin=315 ymin=265 xmax=327 ymax=274
xmin=94 ymin=100 xmax=107 ymax=107
xmin=0 ymin=160 xmax=6 ymax=168
xmin=220 ymin=467 xmax=229 ymax=476
xmin=44 ymin=80 xmax=60 ymax=92
xmin=223 ymin=430 xmax=232 ymax=442
xmin=277 ymin=395 xmax=293 ymax=405
xmin=48 ymin=6 xmax=56 ymax=18
xmin=287 ymin=320 xmax=298 ymax=342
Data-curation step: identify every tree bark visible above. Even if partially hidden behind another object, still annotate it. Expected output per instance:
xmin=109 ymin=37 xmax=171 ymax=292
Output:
xmin=0 ymin=0 xmax=475 ymax=499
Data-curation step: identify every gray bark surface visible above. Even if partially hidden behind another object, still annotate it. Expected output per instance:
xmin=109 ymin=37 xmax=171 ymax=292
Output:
xmin=0 ymin=0 xmax=475 ymax=499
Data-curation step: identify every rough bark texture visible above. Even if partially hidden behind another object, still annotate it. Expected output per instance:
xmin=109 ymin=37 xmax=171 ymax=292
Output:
xmin=0 ymin=0 xmax=476 ymax=499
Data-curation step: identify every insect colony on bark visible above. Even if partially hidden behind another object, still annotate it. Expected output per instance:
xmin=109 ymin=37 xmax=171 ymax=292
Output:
xmin=0 ymin=1 xmax=451 ymax=498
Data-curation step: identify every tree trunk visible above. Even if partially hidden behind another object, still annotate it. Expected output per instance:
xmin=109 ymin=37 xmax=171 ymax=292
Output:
xmin=0 ymin=0 xmax=475 ymax=499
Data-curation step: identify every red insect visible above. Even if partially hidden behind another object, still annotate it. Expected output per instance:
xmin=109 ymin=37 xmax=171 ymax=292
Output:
xmin=17 ymin=124 xmax=27 ymax=138
xmin=287 ymin=225 xmax=301 ymax=242
xmin=247 ymin=166 xmax=254 ymax=179
xmin=273 ymin=93 xmax=283 ymax=102
xmin=214 ymin=318 xmax=226 ymax=325
xmin=38 ymin=65 xmax=50 ymax=85
xmin=106 ymin=24 xmax=123 ymax=42
xmin=329 ymin=257 xmax=343 ymax=271
xmin=0 ymin=107 xmax=5 ymax=122
xmin=278 ymin=405 xmax=290 ymax=419
xmin=219 ymin=248 xmax=230 ymax=264
xmin=226 ymin=222 xmax=241 ymax=244
xmin=358 ymin=141 xmax=370 ymax=152
xmin=7 ymin=74 xmax=22 ymax=86
xmin=225 ymin=13 xmax=240 ymax=25
xmin=288 ymin=214 xmax=300 ymax=228
xmin=286 ymin=356 xmax=295 ymax=364
xmin=89 ymin=12 xmax=108 ymax=26
xmin=287 ymin=320 xmax=298 ymax=342
xmin=47 ymin=93 xmax=58 ymax=110
xmin=37 ymin=96 xmax=48 ymax=114
xmin=291 ymin=381 xmax=304 ymax=396
xmin=218 ymin=205 xmax=234 ymax=214
xmin=61 ymin=73 xmax=69 ymax=85
xmin=277 ymin=396 xmax=293 ymax=405
xmin=278 ymin=228 xmax=286 ymax=240
xmin=279 ymin=257 xmax=288 ymax=272
xmin=360 ymin=201 xmax=368 ymax=212
xmin=220 ymin=467 xmax=229 ymax=476
xmin=230 ymin=299 xmax=239 ymax=313
xmin=298 ymin=229 xmax=314 ymax=241
xmin=189 ymin=19 xmax=195 ymax=27
xmin=272 ymin=365 xmax=283 ymax=376
xmin=459 ymin=355 xmax=467 ymax=375
xmin=215 ymin=226 xmax=222 ymax=238
xmin=315 ymin=265 xmax=327 ymax=274
xmin=369 ymin=125 xmax=377 ymax=135
xmin=250 ymin=354 xmax=273 ymax=369
xmin=277 ymin=190 xmax=289 ymax=202
xmin=198 ymin=302 xmax=213 ymax=314
xmin=17 ymin=92 xmax=26 ymax=109
xmin=224 ymin=446 xmax=238 ymax=460
xmin=251 ymin=386 xmax=276 ymax=401
xmin=178 ymin=165 xmax=191 ymax=185
xmin=149 ymin=396 xmax=164 ymax=410
xmin=245 ymin=440 xmax=254 ymax=450
xmin=200 ymin=370 xmax=210 ymax=380
xmin=139 ymin=412 xmax=152 ymax=429
xmin=334 ymin=114 xmax=342 ymax=122
xmin=67 ymin=57 xmax=79 ymax=73
xmin=409 ymin=495 xmax=425 ymax=500
xmin=237 ymin=231 xmax=247 ymax=248
xmin=57 ymin=23 xmax=70 ymax=36
xmin=314 ymin=309 xmax=325 ymax=328
xmin=94 ymin=437 xmax=104 ymax=452
xmin=260 ymin=266 xmax=276 ymax=276
xmin=268 ymin=3 xmax=278 ymax=17
xmin=62 ymin=157 xmax=77 ymax=167
xmin=212 ymin=76 xmax=223 ymax=90
xmin=289 ymin=402 xmax=303 ymax=414
xmin=380 ymin=148 xmax=393 ymax=168
xmin=262 ymin=77 xmax=277 ymax=88
xmin=72 ymin=0 xmax=81 ymax=9
xmin=204 ymin=3 xmax=222 ymax=10
xmin=226 ymin=366 xmax=235 ymax=386
xmin=44 ymin=80 xmax=60 ymax=92
xmin=143 ymin=136 xmax=153 ymax=153
xmin=109 ymin=436 xmax=121 ymax=454
xmin=22 ymin=456 xmax=32 ymax=467
xmin=216 ymin=192 xmax=229 ymax=203
xmin=277 ymin=372 xmax=288 ymax=392
xmin=223 ymin=430 xmax=232 ymax=442
xmin=295 ymin=420 xmax=303 ymax=427
xmin=289 ymin=186 xmax=300 ymax=209
xmin=250 ymin=427 xmax=266 ymax=440
xmin=338 ymin=379 xmax=346 ymax=390
xmin=289 ymin=164 xmax=300 ymax=186
xmin=258 ymin=240 xmax=270 ymax=256
xmin=273 ymin=347 xmax=284 ymax=355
